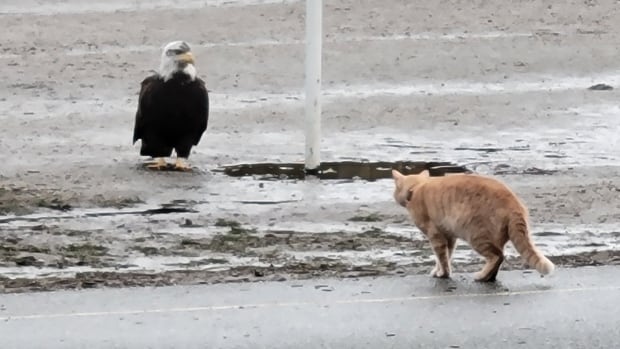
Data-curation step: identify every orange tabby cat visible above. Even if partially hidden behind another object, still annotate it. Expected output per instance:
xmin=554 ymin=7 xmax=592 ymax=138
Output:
xmin=392 ymin=169 xmax=554 ymax=281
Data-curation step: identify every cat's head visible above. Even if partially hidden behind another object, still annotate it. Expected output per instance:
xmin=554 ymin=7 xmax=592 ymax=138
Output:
xmin=391 ymin=169 xmax=429 ymax=207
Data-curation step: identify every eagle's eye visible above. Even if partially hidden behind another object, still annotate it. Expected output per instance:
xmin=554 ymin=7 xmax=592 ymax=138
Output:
xmin=166 ymin=49 xmax=184 ymax=56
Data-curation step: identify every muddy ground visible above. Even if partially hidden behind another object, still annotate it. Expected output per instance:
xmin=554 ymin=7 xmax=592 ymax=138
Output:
xmin=1 ymin=0 xmax=619 ymax=293
xmin=1 ymin=217 xmax=619 ymax=293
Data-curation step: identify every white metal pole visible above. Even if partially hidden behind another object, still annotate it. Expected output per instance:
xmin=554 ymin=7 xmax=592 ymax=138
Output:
xmin=304 ymin=0 xmax=322 ymax=173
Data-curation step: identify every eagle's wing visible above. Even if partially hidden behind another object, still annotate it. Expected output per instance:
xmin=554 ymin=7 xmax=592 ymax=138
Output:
xmin=133 ymin=75 xmax=159 ymax=144
xmin=192 ymin=78 xmax=210 ymax=145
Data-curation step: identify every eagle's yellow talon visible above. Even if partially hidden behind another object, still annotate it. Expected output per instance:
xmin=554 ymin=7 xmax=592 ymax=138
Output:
xmin=174 ymin=158 xmax=191 ymax=171
xmin=146 ymin=158 xmax=167 ymax=170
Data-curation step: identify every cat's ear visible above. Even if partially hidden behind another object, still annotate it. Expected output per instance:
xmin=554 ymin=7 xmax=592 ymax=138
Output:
xmin=392 ymin=169 xmax=404 ymax=181
xmin=418 ymin=170 xmax=430 ymax=177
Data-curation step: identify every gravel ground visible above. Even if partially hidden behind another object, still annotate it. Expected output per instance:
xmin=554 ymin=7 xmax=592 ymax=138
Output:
xmin=0 ymin=0 xmax=619 ymax=293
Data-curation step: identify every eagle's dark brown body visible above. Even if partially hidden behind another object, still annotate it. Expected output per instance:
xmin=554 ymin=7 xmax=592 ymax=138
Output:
xmin=133 ymin=72 xmax=209 ymax=158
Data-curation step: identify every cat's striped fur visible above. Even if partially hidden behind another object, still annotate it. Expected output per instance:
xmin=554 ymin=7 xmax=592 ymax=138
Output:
xmin=392 ymin=169 xmax=554 ymax=282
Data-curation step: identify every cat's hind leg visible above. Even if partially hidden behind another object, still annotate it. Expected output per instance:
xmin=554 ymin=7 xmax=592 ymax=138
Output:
xmin=471 ymin=240 xmax=504 ymax=282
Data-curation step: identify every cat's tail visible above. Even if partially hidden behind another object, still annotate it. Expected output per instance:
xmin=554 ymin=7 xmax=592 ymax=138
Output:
xmin=507 ymin=213 xmax=555 ymax=275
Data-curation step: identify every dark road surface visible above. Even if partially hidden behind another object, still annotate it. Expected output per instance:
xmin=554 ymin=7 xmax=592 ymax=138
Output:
xmin=1 ymin=266 xmax=619 ymax=348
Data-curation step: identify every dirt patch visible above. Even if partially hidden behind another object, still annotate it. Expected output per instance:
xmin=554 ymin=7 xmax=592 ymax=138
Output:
xmin=0 ymin=235 xmax=115 ymax=270
xmin=348 ymin=212 xmax=385 ymax=222
xmin=1 ymin=217 xmax=619 ymax=294
xmin=0 ymin=184 xmax=144 ymax=216
xmin=0 ymin=186 xmax=72 ymax=215
xmin=2 ymin=250 xmax=620 ymax=294
xmin=1 ymin=171 xmax=619 ymax=294
xmin=166 ymin=226 xmax=419 ymax=256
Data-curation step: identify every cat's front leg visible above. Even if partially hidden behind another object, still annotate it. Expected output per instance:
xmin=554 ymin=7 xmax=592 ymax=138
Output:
xmin=430 ymin=258 xmax=447 ymax=278
xmin=427 ymin=226 xmax=451 ymax=278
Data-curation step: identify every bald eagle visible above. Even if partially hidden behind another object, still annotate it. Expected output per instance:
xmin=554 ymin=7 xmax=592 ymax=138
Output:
xmin=132 ymin=41 xmax=209 ymax=171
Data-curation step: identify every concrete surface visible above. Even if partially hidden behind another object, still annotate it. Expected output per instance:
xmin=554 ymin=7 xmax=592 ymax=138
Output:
xmin=1 ymin=266 xmax=619 ymax=348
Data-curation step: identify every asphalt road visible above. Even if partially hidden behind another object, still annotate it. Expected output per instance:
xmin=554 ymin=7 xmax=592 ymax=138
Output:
xmin=1 ymin=266 xmax=619 ymax=349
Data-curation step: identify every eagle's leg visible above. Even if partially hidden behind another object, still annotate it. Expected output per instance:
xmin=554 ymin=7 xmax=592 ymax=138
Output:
xmin=146 ymin=157 xmax=167 ymax=170
xmin=174 ymin=157 xmax=191 ymax=171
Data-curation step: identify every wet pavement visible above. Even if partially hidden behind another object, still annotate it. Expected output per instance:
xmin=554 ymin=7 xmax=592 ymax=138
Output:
xmin=1 ymin=0 xmax=620 ymax=292
xmin=1 ymin=266 xmax=619 ymax=348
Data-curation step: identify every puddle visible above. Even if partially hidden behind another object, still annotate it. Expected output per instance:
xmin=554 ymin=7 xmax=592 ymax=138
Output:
xmin=217 ymin=161 xmax=471 ymax=180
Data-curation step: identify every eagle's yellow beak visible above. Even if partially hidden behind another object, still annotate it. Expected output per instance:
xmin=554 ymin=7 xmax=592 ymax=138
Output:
xmin=177 ymin=52 xmax=195 ymax=64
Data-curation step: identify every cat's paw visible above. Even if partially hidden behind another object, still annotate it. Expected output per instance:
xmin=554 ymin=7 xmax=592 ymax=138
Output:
xmin=474 ymin=271 xmax=496 ymax=282
xmin=430 ymin=267 xmax=450 ymax=278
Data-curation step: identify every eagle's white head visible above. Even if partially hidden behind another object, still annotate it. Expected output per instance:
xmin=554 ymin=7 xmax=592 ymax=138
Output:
xmin=158 ymin=41 xmax=197 ymax=82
